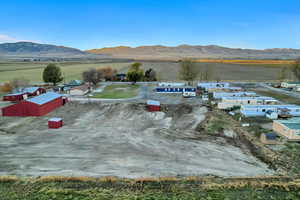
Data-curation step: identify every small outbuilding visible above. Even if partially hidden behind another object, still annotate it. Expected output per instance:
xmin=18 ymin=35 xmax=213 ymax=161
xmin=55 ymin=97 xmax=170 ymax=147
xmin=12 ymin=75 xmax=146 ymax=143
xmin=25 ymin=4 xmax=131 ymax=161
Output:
xmin=3 ymin=92 xmax=28 ymax=101
xmin=48 ymin=117 xmax=63 ymax=129
xmin=69 ymin=84 xmax=89 ymax=96
xmin=147 ymin=100 xmax=161 ymax=112
xmin=260 ymin=132 xmax=281 ymax=145
xmin=2 ymin=92 xmax=64 ymax=117
xmin=23 ymin=87 xmax=46 ymax=97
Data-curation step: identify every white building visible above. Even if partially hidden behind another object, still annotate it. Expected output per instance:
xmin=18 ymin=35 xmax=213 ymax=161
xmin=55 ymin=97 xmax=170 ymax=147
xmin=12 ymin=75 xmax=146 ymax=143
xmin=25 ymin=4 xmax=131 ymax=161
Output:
xmin=213 ymin=92 xmax=257 ymax=99
xmin=218 ymin=96 xmax=278 ymax=109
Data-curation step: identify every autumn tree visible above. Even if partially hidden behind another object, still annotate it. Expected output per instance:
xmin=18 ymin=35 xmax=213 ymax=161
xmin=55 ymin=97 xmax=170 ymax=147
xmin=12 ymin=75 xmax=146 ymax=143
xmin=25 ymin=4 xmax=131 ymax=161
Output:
xmin=144 ymin=68 xmax=157 ymax=81
xmin=98 ymin=67 xmax=117 ymax=81
xmin=126 ymin=62 xmax=144 ymax=83
xmin=0 ymin=82 xmax=13 ymax=93
xmin=178 ymin=59 xmax=200 ymax=85
xmin=10 ymin=77 xmax=30 ymax=91
xmin=292 ymin=58 xmax=300 ymax=80
xmin=82 ymin=68 xmax=102 ymax=87
xmin=43 ymin=64 xmax=63 ymax=86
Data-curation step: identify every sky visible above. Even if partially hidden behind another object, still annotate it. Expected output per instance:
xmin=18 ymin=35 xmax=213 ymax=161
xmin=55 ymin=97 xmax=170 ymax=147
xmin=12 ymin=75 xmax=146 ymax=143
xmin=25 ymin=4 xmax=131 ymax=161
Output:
xmin=0 ymin=0 xmax=300 ymax=50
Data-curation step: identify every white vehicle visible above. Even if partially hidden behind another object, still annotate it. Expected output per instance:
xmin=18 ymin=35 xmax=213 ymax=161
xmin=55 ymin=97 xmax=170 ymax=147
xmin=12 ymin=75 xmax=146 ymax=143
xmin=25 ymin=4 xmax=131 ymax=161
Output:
xmin=183 ymin=91 xmax=196 ymax=98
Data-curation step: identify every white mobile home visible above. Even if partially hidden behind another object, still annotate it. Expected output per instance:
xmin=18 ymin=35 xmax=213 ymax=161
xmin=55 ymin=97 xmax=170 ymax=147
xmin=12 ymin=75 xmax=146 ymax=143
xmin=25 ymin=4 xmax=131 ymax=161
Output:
xmin=281 ymin=82 xmax=300 ymax=88
xmin=213 ymin=92 xmax=256 ymax=99
xmin=241 ymin=105 xmax=300 ymax=117
xmin=218 ymin=96 xmax=278 ymax=109
xmin=158 ymin=82 xmax=185 ymax=87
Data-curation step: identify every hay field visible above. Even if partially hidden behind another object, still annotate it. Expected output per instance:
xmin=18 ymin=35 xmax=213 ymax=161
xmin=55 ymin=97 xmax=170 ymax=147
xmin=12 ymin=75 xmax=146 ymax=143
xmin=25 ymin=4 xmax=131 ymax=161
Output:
xmin=0 ymin=60 xmax=291 ymax=83
xmin=0 ymin=62 xmax=131 ymax=83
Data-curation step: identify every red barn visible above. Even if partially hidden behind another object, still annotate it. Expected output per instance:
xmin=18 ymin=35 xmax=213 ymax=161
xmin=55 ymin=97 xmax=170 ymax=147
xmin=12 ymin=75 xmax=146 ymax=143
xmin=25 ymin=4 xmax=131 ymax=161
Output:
xmin=3 ymin=92 xmax=28 ymax=102
xmin=2 ymin=92 xmax=64 ymax=117
xmin=48 ymin=118 xmax=63 ymax=129
xmin=23 ymin=87 xmax=46 ymax=97
xmin=147 ymin=100 xmax=161 ymax=112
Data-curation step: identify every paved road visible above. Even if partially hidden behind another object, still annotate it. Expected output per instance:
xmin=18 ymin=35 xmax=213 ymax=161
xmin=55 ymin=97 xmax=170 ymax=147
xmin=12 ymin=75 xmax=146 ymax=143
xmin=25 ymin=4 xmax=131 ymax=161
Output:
xmin=259 ymin=83 xmax=300 ymax=99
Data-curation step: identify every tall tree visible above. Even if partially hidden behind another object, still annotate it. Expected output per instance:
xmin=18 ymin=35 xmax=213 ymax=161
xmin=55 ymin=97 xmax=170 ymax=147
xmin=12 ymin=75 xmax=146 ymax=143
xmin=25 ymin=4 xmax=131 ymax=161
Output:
xmin=126 ymin=62 xmax=144 ymax=83
xmin=144 ymin=68 xmax=157 ymax=81
xmin=82 ymin=68 xmax=102 ymax=87
xmin=178 ymin=59 xmax=200 ymax=85
xmin=43 ymin=64 xmax=63 ymax=86
xmin=97 ymin=67 xmax=117 ymax=81
xmin=292 ymin=58 xmax=300 ymax=80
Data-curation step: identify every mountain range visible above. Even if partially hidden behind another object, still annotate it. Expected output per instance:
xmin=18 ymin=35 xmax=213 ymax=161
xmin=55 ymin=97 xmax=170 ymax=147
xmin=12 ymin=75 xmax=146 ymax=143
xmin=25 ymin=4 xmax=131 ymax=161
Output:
xmin=1 ymin=42 xmax=300 ymax=60
xmin=87 ymin=45 xmax=300 ymax=60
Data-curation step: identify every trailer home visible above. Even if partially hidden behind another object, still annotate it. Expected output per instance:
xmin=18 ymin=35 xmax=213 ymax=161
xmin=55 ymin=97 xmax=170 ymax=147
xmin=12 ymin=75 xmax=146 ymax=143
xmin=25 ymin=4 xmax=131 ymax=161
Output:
xmin=213 ymin=92 xmax=257 ymax=99
xmin=218 ymin=96 xmax=278 ymax=109
xmin=240 ymin=105 xmax=300 ymax=118
xmin=273 ymin=118 xmax=300 ymax=141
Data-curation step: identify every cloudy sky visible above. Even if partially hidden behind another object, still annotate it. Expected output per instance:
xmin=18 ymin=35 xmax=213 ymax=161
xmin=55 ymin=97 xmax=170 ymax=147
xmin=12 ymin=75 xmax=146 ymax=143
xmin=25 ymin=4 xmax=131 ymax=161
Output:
xmin=1 ymin=0 xmax=300 ymax=50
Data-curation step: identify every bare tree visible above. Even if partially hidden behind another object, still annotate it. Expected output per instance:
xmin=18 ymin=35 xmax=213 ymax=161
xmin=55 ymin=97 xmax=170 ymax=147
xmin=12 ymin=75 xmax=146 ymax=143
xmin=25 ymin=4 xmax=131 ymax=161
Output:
xmin=178 ymin=59 xmax=200 ymax=85
xmin=278 ymin=66 xmax=289 ymax=81
xmin=82 ymin=68 xmax=102 ymax=87
xmin=10 ymin=77 xmax=30 ymax=92
xmin=97 ymin=67 xmax=117 ymax=81
xmin=292 ymin=58 xmax=300 ymax=80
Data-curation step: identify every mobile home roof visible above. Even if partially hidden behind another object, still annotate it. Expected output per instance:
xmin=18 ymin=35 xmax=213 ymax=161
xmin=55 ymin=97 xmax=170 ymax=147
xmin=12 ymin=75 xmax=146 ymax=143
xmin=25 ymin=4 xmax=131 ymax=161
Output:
xmin=26 ymin=92 xmax=62 ymax=105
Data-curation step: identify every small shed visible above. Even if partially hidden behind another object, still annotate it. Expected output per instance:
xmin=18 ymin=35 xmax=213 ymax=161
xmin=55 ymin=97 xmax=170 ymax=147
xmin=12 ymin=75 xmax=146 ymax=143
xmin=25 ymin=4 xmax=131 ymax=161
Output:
xmin=48 ymin=118 xmax=63 ymax=129
xmin=260 ymin=132 xmax=280 ymax=145
xmin=69 ymin=85 xmax=89 ymax=96
xmin=3 ymin=92 xmax=27 ymax=101
xmin=147 ymin=100 xmax=161 ymax=112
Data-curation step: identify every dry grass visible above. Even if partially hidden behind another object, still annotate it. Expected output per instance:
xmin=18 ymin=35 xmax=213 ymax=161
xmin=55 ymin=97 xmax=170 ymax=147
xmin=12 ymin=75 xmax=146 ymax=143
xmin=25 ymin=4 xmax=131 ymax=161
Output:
xmin=195 ymin=59 xmax=295 ymax=65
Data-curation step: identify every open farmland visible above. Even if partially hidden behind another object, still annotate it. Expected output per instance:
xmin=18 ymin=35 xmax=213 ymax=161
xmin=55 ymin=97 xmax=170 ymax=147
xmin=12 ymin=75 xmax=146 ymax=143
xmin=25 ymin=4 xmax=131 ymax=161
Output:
xmin=0 ymin=62 xmax=131 ymax=83
xmin=0 ymin=60 xmax=291 ymax=83
xmin=0 ymin=102 xmax=272 ymax=177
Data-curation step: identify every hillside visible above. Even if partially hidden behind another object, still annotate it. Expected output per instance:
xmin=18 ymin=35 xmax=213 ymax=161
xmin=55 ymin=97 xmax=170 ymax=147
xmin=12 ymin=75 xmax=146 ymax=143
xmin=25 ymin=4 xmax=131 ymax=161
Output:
xmin=86 ymin=45 xmax=300 ymax=60
xmin=0 ymin=42 xmax=108 ymax=59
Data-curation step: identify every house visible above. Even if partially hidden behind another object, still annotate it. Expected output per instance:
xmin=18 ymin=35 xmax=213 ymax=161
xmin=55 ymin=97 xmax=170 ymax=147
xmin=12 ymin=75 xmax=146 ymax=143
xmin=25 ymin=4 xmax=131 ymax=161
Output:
xmin=158 ymin=82 xmax=185 ymax=87
xmin=48 ymin=117 xmax=63 ymax=129
xmin=147 ymin=100 xmax=160 ymax=112
xmin=2 ymin=92 xmax=28 ymax=101
xmin=217 ymin=96 xmax=278 ymax=109
xmin=273 ymin=118 xmax=300 ymax=141
xmin=23 ymin=87 xmax=46 ymax=97
xmin=67 ymin=80 xmax=82 ymax=87
xmin=116 ymin=73 xmax=126 ymax=81
xmin=69 ymin=85 xmax=89 ymax=96
xmin=213 ymin=92 xmax=256 ymax=99
xmin=281 ymin=82 xmax=300 ymax=88
xmin=2 ymin=92 xmax=66 ymax=117
xmin=260 ymin=132 xmax=281 ymax=144
xmin=240 ymin=105 xmax=300 ymax=118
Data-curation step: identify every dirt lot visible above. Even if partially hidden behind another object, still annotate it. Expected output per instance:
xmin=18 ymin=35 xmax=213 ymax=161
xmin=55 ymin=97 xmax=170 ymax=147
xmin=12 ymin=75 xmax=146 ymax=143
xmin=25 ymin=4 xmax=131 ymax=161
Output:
xmin=0 ymin=102 xmax=273 ymax=178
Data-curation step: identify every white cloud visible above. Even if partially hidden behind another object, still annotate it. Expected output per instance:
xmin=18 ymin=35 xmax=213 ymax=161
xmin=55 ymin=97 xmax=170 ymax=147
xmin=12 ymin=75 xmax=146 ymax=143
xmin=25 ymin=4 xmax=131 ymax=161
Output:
xmin=0 ymin=34 xmax=20 ymax=43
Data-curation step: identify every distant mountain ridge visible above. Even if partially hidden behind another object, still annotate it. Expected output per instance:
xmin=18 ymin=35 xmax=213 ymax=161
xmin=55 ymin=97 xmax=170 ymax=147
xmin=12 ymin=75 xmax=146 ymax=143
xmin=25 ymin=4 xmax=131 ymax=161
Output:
xmin=86 ymin=45 xmax=300 ymax=60
xmin=0 ymin=42 xmax=106 ymax=59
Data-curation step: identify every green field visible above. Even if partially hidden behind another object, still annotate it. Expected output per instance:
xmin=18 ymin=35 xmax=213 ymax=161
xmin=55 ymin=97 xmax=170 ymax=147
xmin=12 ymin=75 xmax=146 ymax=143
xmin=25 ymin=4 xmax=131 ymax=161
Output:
xmin=0 ymin=177 xmax=299 ymax=200
xmin=92 ymin=84 xmax=140 ymax=99
xmin=0 ymin=60 xmax=293 ymax=84
xmin=0 ymin=62 xmax=131 ymax=83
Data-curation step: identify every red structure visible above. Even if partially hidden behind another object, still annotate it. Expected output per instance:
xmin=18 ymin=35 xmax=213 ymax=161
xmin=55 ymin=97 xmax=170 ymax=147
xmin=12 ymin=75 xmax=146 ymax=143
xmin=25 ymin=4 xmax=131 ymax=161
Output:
xmin=3 ymin=93 xmax=27 ymax=102
xmin=48 ymin=118 xmax=63 ymax=129
xmin=2 ymin=92 xmax=65 ymax=117
xmin=23 ymin=87 xmax=46 ymax=97
xmin=147 ymin=100 xmax=161 ymax=112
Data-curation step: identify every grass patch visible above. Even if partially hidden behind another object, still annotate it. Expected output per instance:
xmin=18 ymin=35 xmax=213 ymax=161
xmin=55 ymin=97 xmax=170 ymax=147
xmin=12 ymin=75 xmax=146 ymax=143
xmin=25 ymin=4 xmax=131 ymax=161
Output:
xmin=0 ymin=62 xmax=130 ymax=83
xmin=255 ymin=90 xmax=300 ymax=105
xmin=92 ymin=84 xmax=140 ymax=99
xmin=1 ymin=177 xmax=300 ymax=200
xmin=280 ymin=143 xmax=300 ymax=174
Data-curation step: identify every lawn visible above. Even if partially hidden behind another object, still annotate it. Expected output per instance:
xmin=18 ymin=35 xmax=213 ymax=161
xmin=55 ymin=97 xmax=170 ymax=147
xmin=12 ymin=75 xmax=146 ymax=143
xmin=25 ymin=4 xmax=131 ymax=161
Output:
xmin=92 ymin=84 xmax=140 ymax=99
xmin=0 ymin=62 xmax=131 ymax=83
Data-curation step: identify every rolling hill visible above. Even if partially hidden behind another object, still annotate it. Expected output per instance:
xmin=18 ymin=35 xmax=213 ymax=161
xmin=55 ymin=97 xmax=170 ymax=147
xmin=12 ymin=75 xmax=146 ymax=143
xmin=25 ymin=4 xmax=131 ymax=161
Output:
xmin=86 ymin=45 xmax=300 ymax=60
xmin=0 ymin=42 xmax=108 ymax=59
